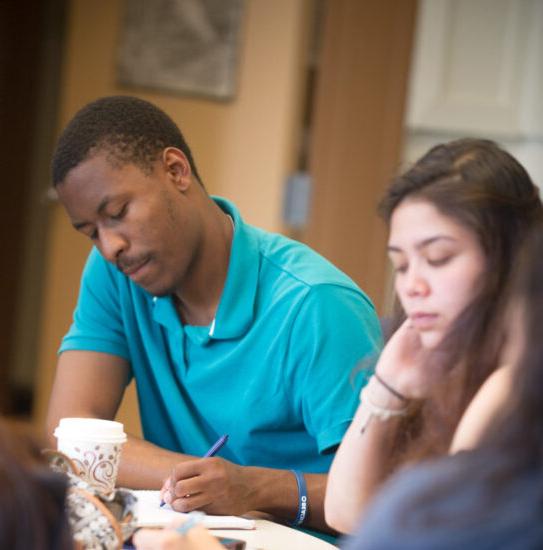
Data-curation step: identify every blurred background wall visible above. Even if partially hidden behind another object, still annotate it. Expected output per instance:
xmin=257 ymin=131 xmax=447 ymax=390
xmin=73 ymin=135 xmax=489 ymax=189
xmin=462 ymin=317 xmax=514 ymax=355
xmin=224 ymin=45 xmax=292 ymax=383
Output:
xmin=1 ymin=0 xmax=541 ymax=435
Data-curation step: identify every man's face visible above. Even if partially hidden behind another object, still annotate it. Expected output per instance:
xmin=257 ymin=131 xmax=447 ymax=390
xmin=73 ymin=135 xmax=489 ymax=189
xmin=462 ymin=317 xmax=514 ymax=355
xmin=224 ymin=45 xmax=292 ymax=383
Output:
xmin=57 ymin=151 xmax=201 ymax=297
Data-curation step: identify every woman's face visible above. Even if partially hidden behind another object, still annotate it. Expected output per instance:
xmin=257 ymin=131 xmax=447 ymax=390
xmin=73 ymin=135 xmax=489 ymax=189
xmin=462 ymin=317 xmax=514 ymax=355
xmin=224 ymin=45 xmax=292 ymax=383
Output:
xmin=388 ymin=198 xmax=486 ymax=349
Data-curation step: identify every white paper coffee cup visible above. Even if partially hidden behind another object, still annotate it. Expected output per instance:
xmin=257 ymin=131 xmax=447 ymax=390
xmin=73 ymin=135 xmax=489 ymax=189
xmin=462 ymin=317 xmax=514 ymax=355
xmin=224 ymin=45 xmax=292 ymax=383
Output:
xmin=54 ymin=418 xmax=127 ymax=495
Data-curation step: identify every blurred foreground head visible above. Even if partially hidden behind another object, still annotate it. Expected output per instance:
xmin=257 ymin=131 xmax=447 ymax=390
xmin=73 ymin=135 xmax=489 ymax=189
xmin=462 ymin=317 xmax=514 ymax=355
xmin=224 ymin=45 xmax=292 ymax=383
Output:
xmin=0 ymin=420 xmax=72 ymax=550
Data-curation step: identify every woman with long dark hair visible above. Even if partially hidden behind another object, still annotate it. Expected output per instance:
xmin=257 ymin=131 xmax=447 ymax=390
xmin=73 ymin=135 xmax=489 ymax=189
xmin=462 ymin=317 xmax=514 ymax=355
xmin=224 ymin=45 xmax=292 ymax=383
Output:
xmin=341 ymin=227 xmax=543 ymax=549
xmin=325 ymin=138 xmax=543 ymax=533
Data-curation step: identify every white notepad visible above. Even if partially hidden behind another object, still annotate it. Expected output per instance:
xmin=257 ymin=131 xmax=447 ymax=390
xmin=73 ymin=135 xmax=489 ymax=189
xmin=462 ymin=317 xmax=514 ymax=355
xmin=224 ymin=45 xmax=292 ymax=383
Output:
xmin=131 ymin=490 xmax=256 ymax=530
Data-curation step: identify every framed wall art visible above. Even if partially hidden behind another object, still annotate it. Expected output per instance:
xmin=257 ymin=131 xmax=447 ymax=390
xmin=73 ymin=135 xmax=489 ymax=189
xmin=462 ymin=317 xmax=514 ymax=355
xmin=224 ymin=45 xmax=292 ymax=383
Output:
xmin=117 ymin=0 xmax=245 ymax=101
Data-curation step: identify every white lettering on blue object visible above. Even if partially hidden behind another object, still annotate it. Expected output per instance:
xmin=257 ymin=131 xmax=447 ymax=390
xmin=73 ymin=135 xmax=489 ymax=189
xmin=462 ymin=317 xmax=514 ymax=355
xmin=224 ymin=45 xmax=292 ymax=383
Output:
xmin=300 ymin=495 xmax=307 ymax=520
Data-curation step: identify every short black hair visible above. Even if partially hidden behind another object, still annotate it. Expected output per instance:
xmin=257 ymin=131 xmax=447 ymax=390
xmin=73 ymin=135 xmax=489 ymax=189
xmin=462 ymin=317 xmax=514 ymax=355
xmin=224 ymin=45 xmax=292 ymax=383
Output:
xmin=51 ymin=95 xmax=202 ymax=185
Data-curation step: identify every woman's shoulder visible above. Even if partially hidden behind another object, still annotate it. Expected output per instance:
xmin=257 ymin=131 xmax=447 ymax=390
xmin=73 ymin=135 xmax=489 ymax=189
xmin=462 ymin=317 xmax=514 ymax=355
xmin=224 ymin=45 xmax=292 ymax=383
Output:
xmin=451 ymin=364 xmax=515 ymax=453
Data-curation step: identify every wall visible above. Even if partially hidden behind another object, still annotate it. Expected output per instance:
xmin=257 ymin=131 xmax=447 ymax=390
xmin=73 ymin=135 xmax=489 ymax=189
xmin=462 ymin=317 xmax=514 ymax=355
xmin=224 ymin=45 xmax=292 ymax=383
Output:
xmin=33 ymin=0 xmax=312 ymax=434
xmin=302 ymin=0 xmax=417 ymax=312
xmin=404 ymin=0 xmax=543 ymax=186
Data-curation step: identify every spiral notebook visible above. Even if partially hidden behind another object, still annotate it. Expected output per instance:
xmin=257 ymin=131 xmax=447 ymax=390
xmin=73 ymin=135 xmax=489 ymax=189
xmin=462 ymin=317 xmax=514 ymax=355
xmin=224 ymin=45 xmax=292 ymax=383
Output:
xmin=131 ymin=490 xmax=255 ymax=530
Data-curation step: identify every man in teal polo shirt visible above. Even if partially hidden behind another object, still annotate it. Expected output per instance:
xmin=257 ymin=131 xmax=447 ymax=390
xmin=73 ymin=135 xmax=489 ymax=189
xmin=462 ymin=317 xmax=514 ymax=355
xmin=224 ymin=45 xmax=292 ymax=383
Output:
xmin=46 ymin=96 xmax=381 ymax=534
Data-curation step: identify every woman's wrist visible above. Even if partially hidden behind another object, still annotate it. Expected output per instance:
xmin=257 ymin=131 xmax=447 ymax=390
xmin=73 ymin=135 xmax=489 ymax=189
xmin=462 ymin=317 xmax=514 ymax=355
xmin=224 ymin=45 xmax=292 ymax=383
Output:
xmin=357 ymin=378 xmax=410 ymax=435
xmin=374 ymin=372 xmax=409 ymax=403
xmin=362 ymin=375 xmax=408 ymax=410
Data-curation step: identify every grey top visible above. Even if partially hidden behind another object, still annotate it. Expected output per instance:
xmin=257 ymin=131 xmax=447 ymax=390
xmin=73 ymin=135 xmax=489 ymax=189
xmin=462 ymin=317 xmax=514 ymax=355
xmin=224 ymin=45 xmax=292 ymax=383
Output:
xmin=341 ymin=451 xmax=543 ymax=550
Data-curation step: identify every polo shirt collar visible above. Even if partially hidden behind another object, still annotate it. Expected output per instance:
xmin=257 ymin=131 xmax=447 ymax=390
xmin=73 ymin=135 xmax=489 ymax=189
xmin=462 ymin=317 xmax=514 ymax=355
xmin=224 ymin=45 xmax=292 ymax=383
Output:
xmin=151 ymin=197 xmax=260 ymax=341
xmin=211 ymin=197 xmax=259 ymax=340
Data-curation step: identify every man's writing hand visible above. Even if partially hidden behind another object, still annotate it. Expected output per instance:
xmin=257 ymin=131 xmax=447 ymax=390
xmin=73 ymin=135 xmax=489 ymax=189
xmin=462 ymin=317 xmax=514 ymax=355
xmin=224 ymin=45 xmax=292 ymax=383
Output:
xmin=161 ymin=457 xmax=255 ymax=515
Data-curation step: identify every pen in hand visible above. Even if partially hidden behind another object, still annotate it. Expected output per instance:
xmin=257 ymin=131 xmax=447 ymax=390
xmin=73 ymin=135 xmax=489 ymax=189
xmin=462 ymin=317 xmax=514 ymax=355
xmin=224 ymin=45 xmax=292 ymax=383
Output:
xmin=160 ymin=434 xmax=229 ymax=507
xmin=203 ymin=434 xmax=228 ymax=457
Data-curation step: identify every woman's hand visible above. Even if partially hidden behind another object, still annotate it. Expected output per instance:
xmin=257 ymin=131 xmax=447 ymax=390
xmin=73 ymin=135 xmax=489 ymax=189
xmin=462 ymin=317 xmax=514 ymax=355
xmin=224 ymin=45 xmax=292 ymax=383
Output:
xmin=375 ymin=319 xmax=445 ymax=399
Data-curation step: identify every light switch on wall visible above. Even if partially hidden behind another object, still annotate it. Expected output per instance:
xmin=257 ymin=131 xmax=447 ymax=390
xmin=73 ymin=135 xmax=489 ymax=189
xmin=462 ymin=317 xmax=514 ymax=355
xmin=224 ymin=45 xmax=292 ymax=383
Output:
xmin=282 ymin=171 xmax=312 ymax=230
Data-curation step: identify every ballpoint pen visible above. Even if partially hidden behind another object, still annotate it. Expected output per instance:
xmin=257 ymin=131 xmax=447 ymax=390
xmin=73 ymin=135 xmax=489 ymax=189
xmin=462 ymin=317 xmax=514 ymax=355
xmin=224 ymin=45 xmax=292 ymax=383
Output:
xmin=160 ymin=434 xmax=229 ymax=507
xmin=203 ymin=434 xmax=229 ymax=457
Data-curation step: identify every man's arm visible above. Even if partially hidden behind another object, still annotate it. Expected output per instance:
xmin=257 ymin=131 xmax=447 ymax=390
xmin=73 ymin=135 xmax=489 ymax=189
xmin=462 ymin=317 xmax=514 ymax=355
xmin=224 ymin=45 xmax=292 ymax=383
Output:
xmin=46 ymin=350 xmax=129 ymax=437
xmin=163 ymin=461 xmax=331 ymax=532
xmin=45 ymin=350 xmax=194 ymax=488
xmin=47 ymin=351 xmax=332 ymax=531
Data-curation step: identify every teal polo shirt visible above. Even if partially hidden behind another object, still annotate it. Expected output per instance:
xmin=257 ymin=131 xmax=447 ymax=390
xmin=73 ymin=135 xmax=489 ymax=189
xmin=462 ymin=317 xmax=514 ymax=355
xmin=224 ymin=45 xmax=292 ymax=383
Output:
xmin=60 ymin=197 xmax=382 ymax=472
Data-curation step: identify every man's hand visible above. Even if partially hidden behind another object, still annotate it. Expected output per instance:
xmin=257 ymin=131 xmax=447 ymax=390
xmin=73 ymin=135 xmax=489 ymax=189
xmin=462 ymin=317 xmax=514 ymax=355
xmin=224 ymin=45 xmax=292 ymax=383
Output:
xmin=161 ymin=457 xmax=255 ymax=515
xmin=159 ymin=460 xmax=331 ymax=532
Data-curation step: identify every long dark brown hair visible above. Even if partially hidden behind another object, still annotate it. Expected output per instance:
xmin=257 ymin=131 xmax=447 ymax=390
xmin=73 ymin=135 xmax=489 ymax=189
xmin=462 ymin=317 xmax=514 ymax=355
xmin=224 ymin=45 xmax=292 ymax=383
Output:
xmin=0 ymin=420 xmax=72 ymax=550
xmin=379 ymin=138 xmax=543 ymax=465
xmin=396 ymin=227 xmax=543 ymax=530
xmin=481 ymin=227 xmax=543 ymax=469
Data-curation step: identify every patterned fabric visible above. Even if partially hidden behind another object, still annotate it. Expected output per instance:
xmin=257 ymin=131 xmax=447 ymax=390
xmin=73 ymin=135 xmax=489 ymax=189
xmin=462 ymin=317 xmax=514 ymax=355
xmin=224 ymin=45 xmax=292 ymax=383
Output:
xmin=45 ymin=450 xmax=137 ymax=549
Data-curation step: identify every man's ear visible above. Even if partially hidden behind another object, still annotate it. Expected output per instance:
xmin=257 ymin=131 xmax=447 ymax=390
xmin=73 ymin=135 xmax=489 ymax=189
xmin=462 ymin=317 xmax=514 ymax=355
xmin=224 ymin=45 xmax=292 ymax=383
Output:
xmin=162 ymin=147 xmax=192 ymax=192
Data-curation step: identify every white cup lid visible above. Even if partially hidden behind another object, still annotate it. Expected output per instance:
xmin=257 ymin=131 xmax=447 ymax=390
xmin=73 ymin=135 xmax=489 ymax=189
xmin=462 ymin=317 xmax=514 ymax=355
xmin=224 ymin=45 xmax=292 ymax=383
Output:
xmin=54 ymin=417 xmax=127 ymax=443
